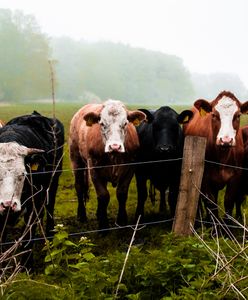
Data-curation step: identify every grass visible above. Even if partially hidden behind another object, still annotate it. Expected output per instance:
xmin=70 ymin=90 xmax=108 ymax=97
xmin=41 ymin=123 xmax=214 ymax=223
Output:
xmin=1 ymin=102 xmax=248 ymax=299
xmin=0 ymin=102 xmax=247 ymax=234
xmin=0 ymin=102 xmax=174 ymax=241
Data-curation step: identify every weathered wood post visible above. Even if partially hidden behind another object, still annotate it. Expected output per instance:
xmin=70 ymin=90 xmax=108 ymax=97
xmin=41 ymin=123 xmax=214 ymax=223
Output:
xmin=172 ymin=136 xmax=207 ymax=236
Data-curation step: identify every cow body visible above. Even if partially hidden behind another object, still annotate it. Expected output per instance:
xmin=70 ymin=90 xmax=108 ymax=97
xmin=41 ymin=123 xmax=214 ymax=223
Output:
xmin=135 ymin=106 xmax=193 ymax=219
xmin=0 ymin=111 xmax=64 ymax=266
xmin=183 ymin=91 xmax=248 ymax=222
xmin=69 ymin=100 xmax=146 ymax=228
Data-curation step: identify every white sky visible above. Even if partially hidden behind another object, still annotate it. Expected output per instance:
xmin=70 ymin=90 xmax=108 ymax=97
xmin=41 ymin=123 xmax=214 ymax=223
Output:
xmin=1 ymin=0 xmax=248 ymax=88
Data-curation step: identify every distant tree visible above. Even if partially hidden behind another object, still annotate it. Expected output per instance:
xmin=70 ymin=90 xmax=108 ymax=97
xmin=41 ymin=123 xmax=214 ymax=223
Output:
xmin=52 ymin=39 xmax=195 ymax=104
xmin=0 ymin=9 xmax=50 ymax=102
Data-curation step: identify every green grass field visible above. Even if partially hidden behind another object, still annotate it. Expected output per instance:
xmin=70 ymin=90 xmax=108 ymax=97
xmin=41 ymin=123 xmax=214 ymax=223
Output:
xmin=1 ymin=101 xmax=247 ymax=235
xmin=1 ymin=102 xmax=248 ymax=299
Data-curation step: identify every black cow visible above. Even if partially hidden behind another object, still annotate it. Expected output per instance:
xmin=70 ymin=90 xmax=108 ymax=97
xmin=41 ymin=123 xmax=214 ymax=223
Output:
xmin=0 ymin=111 xmax=64 ymax=267
xmin=135 ymin=106 xmax=193 ymax=219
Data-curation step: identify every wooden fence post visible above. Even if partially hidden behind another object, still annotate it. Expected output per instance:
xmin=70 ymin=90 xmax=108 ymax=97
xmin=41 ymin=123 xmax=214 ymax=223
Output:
xmin=172 ymin=136 xmax=206 ymax=236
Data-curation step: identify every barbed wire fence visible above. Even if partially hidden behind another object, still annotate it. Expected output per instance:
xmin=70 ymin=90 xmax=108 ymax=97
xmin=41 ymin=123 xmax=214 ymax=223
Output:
xmin=0 ymin=155 xmax=248 ymax=247
xmin=0 ymin=141 xmax=248 ymax=297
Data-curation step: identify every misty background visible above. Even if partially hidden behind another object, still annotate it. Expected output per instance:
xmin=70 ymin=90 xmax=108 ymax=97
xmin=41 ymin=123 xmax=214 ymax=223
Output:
xmin=0 ymin=8 xmax=247 ymax=105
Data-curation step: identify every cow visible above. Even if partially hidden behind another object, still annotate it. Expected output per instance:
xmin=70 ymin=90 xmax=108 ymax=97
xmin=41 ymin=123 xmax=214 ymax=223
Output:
xmin=183 ymin=91 xmax=248 ymax=223
xmin=69 ymin=99 xmax=146 ymax=229
xmin=0 ymin=111 xmax=64 ymax=267
xmin=134 ymin=106 xmax=193 ymax=220
xmin=235 ymin=125 xmax=248 ymax=220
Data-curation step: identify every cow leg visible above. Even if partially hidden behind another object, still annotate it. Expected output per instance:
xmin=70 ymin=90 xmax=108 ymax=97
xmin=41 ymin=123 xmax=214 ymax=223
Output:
xmin=71 ymin=157 xmax=88 ymax=223
xmin=45 ymin=173 xmax=60 ymax=236
xmin=96 ymin=190 xmax=110 ymax=229
xmin=224 ymin=180 xmax=243 ymax=222
xmin=235 ymin=193 xmax=245 ymax=221
xmin=21 ymin=203 xmax=43 ymax=270
xmin=116 ymin=185 xmax=130 ymax=226
xmin=135 ymin=174 xmax=147 ymax=220
xmin=168 ymin=184 xmax=179 ymax=218
xmin=204 ymin=188 xmax=219 ymax=224
xmin=159 ymin=189 xmax=166 ymax=213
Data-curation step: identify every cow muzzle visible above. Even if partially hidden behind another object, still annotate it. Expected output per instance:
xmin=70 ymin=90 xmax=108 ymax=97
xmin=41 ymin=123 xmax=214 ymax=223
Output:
xmin=0 ymin=200 xmax=21 ymax=213
xmin=217 ymin=137 xmax=235 ymax=147
xmin=156 ymin=145 xmax=175 ymax=154
xmin=106 ymin=143 xmax=125 ymax=153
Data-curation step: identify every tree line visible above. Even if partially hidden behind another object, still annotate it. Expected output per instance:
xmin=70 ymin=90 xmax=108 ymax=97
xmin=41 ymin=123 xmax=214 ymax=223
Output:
xmin=0 ymin=9 xmax=247 ymax=104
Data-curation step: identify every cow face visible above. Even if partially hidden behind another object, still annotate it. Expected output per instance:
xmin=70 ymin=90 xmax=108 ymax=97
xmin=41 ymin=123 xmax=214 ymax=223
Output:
xmin=84 ymin=100 xmax=146 ymax=153
xmin=139 ymin=107 xmax=193 ymax=156
xmin=0 ymin=142 xmax=44 ymax=213
xmin=195 ymin=92 xmax=248 ymax=147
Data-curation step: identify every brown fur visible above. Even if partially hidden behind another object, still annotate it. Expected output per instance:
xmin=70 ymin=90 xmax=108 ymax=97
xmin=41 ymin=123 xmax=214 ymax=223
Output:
xmin=184 ymin=91 xmax=248 ymax=221
xmin=69 ymin=101 xmax=145 ymax=227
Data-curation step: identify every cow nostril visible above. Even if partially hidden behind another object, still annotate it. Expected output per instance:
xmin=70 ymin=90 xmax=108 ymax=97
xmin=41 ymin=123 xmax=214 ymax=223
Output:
xmin=109 ymin=144 xmax=121 ymax=152
xmin=4 ymin=200 xmax=12 ymax=207
xmin=219 ymin=137 xmax=233 ymax=146
xmin=159 ymin=145 xmax=173 ymax=152
xmin=12 ymin=202 xmax=17 ymax=210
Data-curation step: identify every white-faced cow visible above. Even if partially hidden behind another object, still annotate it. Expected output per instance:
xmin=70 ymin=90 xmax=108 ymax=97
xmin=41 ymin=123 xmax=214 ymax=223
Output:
xmin=0 ymin=111 xmax=64 ymax=267
xmin=134 ymin=106 xmax=193 ymax=220
xmin=69 ymin=99 xmax=146 ymax=228
xmin=183 ymin=91 xmax=248 ymax=223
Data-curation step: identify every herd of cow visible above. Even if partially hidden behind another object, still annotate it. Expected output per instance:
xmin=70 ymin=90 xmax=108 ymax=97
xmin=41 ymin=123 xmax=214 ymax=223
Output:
xmin=1 ymin=90 xmax=248 ymax=268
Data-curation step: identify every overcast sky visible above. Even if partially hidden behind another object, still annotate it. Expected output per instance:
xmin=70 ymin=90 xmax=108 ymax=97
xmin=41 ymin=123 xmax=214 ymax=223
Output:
xmin=1 ymin=0 xmax=248 ymax=88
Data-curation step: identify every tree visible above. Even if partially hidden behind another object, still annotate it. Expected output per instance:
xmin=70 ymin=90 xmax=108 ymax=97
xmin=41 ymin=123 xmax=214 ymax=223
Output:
xmin=0 ymin=9 xmax=51 ymax=102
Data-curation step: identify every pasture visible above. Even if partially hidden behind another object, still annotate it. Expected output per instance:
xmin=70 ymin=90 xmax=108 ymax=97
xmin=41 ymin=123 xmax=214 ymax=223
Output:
xmin=1 ymin=102 xmax=248 ymax=299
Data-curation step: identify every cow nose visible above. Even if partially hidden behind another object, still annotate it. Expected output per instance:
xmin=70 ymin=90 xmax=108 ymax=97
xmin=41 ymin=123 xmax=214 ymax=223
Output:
xmin=109 ymin=143 xmax=122 ymax=152
xmin=3 ymin=200 xmax=12 ymax=207
xmin=219 ymin=137 xmax=233 ymax=146
xmin=157 ymin=145 xmax=174 ymax=153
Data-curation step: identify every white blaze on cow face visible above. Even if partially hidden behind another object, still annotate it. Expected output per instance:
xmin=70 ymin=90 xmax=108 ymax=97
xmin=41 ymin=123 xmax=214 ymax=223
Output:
xmin=0 ymin=142 xmax=44 ymax=213
xmin=215 ymin=96 xmax=238 ymax=146
xmin=100 ymin=100 xmax=128 ymax=153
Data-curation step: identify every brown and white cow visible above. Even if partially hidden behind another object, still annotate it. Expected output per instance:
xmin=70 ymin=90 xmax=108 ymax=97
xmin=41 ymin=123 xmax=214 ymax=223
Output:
xmin=183 ymin=91 xmax=248 ymax=222
xmin=69 ymin=99 xmax=146 ymax=228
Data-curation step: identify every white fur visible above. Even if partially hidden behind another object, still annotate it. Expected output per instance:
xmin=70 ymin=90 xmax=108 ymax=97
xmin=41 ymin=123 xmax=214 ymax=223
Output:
xmin=0 ymin=142 xmax=28 ymax=212
xmin=100 ymin=100 xmax=128 ymax=152
xmin=215 ymin=97 xmax=238 ymax=146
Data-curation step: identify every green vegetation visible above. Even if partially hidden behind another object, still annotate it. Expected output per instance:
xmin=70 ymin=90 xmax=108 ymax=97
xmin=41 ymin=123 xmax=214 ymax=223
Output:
xmin=0 ymin=103 xmax=247 ymax=299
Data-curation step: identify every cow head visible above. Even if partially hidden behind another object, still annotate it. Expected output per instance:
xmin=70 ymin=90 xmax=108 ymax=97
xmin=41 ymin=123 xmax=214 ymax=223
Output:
xmin=194 ymin=91 xmax=248 ymax=147
xmin=139 ymin=107 xmax=193 ymax=155
xmin=0 ymin=142 xmax=44 ymax=213
xmin=84 ymin=99 xmax=146 ymax=153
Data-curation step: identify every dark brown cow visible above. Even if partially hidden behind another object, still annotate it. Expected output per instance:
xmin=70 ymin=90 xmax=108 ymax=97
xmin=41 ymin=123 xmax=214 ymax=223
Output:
xmin=69 ymin=99 xmax=146 ymax=228
xmin=183 ymin=91 xmax=248 ymax=222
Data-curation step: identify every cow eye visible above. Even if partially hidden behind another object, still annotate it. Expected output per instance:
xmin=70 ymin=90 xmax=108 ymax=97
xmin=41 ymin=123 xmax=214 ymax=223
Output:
xmin=17 ymin=175 xmax=23 ymax=181
xmin=99 ymin=122 xmax=106 ymax=129
xmin=212 ymin=113 xmax=219 ymax=120
xmin=234 ymin=114 xmax=241 ymax=121
xmin=120 ymin=122 xmax=127 ymax=129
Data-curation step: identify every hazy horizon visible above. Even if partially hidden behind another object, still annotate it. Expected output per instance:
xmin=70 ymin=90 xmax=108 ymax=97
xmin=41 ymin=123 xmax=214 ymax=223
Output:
xmin=1 ymin=0 xmax=248 ymax=89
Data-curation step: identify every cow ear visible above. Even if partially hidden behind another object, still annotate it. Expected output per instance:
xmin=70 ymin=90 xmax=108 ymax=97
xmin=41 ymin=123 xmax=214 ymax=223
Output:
xmin=137 ymin=109 xmax=154 ymax=123
xmin=194 ymin=99 xmax=212 ymax=116
xmin=127 ymin=110 xmax=147 ymax=126
xmin=241 ymin=101 xmax=248 ymax=114
xmin=177 ymin=110 xmax=193 ymax=124
xmin=84 ymin=112 xmax=100 ymax=126
xmin=25 ymin=154 xmax=47 ymax=172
